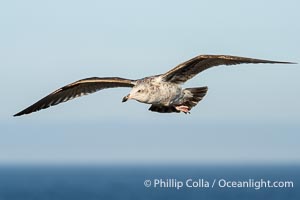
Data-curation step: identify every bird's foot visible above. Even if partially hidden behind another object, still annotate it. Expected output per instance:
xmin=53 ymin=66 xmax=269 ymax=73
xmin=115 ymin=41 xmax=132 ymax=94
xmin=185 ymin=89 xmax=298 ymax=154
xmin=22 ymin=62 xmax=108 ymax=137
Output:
xmin=175 ymin=105 xmax=190 ymax=114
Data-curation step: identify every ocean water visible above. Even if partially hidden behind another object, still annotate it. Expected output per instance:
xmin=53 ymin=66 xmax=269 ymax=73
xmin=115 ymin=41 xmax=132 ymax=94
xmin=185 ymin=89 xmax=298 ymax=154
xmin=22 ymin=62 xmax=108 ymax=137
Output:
xmin=0 ymin=165 xmax=298 ymax=200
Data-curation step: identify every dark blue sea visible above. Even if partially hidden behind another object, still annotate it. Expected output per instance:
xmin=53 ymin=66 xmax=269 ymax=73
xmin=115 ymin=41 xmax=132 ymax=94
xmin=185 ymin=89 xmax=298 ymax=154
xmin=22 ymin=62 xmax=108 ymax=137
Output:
xmin=0 ymin=165 xmax=298 ymax=200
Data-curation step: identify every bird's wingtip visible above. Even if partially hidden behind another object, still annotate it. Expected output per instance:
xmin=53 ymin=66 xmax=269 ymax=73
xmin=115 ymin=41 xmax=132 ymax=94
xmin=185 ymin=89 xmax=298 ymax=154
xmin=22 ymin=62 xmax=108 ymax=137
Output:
xmin=13 ymin=113 xmax=21 ymax=117
xmin=280 ymin=61 xmax=297 ymax=64
xmin=268 ymin=60 xmax=297 ymax=64
xmin=13 ymin=111 xmax=25 ymax=117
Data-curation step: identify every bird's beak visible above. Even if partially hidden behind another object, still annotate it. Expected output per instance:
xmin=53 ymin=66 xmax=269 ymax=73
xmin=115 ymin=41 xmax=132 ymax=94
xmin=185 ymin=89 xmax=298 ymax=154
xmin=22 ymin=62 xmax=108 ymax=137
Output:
xmin=122 ymin=94 xmax=130 ymax=102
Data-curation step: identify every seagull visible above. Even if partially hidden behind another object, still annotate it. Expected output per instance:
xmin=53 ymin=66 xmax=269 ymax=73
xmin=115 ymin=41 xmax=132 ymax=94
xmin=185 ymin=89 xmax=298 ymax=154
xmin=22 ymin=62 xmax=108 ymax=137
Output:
xmin=14 ymin=54 xmax=295 ymax=116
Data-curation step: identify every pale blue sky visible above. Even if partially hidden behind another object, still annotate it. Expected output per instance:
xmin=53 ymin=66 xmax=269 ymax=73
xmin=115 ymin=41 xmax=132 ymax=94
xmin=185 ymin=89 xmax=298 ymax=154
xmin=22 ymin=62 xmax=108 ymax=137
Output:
xmin=0 ymin=0 xmax=299 ymax=164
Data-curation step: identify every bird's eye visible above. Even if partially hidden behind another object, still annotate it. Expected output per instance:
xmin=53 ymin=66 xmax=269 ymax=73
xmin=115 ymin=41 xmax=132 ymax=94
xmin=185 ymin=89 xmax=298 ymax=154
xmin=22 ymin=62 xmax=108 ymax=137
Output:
xmin=137 ymin=89 xmax=142 ymax=93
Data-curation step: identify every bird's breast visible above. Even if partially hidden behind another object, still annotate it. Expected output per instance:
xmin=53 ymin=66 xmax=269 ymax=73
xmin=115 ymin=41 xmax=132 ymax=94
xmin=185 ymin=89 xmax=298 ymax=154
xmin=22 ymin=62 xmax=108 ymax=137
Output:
xmin=145 ymin=82 xmax=181 ymax=105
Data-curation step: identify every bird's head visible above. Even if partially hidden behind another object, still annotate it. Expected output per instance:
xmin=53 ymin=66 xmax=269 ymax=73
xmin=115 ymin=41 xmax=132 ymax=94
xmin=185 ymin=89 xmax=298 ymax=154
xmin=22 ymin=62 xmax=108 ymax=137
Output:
xmin=122 ymin=84 xmax=149 ymax=103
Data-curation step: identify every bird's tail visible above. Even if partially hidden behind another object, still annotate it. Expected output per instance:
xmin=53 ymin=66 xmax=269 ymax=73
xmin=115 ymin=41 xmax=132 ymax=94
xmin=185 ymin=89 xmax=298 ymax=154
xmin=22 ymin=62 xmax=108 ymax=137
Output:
xmin=182 ymin=86 xmax=208 ymax=108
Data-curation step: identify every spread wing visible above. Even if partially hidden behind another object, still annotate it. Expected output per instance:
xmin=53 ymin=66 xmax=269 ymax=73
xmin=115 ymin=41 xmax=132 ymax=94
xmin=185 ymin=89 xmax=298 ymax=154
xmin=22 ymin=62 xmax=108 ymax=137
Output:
xmin=161 ymin=55 xmax=295 ymax=84
xmin=14 ymin=77 xmax=136 ymax=116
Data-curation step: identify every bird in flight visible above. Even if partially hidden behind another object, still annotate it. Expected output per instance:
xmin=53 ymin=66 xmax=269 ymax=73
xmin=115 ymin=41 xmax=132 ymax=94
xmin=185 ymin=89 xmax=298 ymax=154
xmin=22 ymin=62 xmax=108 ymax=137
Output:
xmin=14 ymin=54 xmax=295 ymax=116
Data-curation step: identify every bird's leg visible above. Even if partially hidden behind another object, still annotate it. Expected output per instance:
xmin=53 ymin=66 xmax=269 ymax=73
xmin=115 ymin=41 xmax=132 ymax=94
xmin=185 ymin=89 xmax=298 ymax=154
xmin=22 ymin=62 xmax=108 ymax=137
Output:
xmin=175 ymin=105 xmax=191 ymax=114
